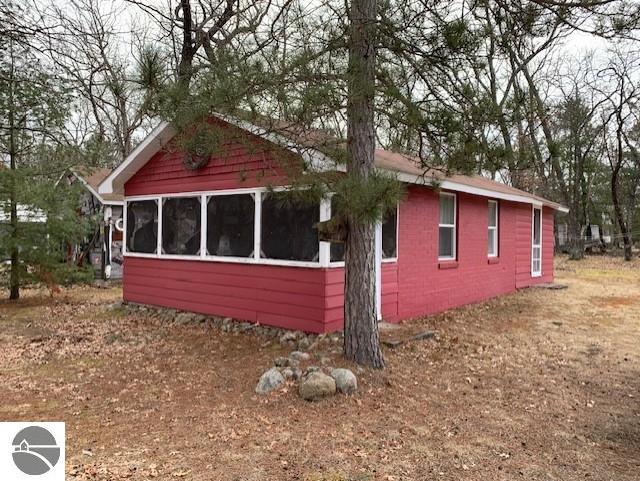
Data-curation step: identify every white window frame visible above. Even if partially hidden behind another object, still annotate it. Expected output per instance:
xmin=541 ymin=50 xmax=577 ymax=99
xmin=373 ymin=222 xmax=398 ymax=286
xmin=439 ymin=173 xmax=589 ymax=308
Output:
xmin=488 ymin=200 xmax=498 ymax=258
xmin=531 ymin=206 xmax=542 ymax=277
xmin=438 ymin=192 xmax=457 ymax=261
xmin=123 ymin=187 xmax=330 ymax=268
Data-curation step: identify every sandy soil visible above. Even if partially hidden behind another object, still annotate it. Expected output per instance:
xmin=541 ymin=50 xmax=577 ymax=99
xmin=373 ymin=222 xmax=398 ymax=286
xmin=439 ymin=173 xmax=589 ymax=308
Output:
xmin=0 ymin=256 xmax=638 ymax=480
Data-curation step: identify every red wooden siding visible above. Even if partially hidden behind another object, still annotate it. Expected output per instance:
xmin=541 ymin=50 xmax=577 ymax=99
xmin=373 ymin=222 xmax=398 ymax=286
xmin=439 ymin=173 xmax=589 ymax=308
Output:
xmin=124 ymin=257 xmax=332 ymax=332
xmin=125 ymin=118 xmax=296 ymax=196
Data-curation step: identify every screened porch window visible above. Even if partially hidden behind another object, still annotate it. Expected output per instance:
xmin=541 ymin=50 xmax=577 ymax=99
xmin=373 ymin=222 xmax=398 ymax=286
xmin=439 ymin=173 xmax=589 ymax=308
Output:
xmin=488 ymin=200 xmax=498 ymax=257
xmin=261 ymin=195 xmax=320 ymax=261
xmin=126 ymin=199 xmax=158 ymax=254
xmin=329 ymin=197 xmax=398 ymax=262
xmin=207 ymin=194 xmax=254 ymax=257
xmin=438 ymin=193 xmax=456 ymax=260
xmin=162 ymin=197 xmax=201 ymax=255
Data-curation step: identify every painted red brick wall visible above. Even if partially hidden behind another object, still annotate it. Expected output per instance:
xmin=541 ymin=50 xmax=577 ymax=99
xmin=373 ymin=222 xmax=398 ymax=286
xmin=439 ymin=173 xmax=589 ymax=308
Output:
xmin=391 ymin=187 xmax=554 ymax=321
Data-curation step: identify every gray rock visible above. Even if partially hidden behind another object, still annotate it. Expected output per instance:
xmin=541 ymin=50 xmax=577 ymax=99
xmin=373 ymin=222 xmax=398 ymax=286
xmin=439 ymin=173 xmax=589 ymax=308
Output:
xmin=279 ymin=331 xmax=299 ymax=345
xmin=281 ymin=367 xmax=295 ymax=380
xmin=255 ymin=368 xmax=285 ymax=394
xmin=409 ymin=330 xmax=436 ymax=341
xmin=298 ymin=372 xmax=336 ymax=401
xmin=304 ymin=366 xmax=321 ymax=376
xmin=330 ymin=368 xmax=358 ymax=394
xmin=289 ymin=351 xmax=311 ymax=362
xmin=274 ymin=356 xmax=290 ymax=367
xmin=297 ymin=337 xmax=312 ymax=350
xmin=175 ymin=312 xmax=206 ymax=325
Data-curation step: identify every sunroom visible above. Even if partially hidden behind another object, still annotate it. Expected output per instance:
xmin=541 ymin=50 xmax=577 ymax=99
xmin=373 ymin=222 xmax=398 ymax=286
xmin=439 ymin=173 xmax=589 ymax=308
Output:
xmin=124 ymin=188 xmax=398 ymax=269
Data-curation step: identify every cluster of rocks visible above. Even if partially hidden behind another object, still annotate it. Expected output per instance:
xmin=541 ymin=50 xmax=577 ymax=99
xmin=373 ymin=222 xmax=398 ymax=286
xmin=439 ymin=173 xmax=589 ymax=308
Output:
xmin=255 ymin=351 xmax=357 ymax=401
xmin=118 ymin=302 xmax=343 ymax=350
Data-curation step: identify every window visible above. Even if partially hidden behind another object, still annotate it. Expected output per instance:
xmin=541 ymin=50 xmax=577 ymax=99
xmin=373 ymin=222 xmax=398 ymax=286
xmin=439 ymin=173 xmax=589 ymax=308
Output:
xmin=162 ymin=197 xmax=201 ymax=255
xmin=261 ymin=195 xmax=320 ymax=261
xmin=438 ymin=193 xmax=456 ymax=260
xmin=488 ymin=200 xmax=498 ymax=257
xmin=532 ymin=207 xmax=542 ymax=276
xmin=207 ymin=194 xmax=254 ymax=257
xmin=382 ymin=209 xmax=397 ymax=259
xmin=329 ymin=197 xmax=398 ymax=262
xmin=126 ymin=199 xmax=158 ymax=254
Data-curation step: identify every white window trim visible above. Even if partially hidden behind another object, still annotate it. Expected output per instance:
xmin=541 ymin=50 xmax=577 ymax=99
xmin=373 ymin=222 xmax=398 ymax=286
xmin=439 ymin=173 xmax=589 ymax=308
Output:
xmin=124 ymin=187 xmax=329 ymax=269
xmin=531 ymin=206 xmax=542 ymax=277
xmin=438 ymin=192 xmax=457 ymax=261
xmin=488 ymin=200 xmax=498 ymax=258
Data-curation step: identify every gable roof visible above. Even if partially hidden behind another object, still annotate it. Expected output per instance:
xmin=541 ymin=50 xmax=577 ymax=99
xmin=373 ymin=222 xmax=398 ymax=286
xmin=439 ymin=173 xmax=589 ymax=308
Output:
xmin=73 ymin=167 xmax=123 ymax=205
xmin=98 ymin=114 xmax=568 ymax=212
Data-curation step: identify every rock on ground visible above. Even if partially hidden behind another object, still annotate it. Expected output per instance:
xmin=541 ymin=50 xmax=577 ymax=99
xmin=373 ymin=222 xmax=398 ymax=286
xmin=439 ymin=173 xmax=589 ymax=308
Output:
xmin=255 ymin=368 xmax=285 ymax=394
xmin=330 ymin=368 xmax=357 ymax=394
xmin=298 ymin=372 xmax=336 ymax=401
xmin=289 ymin=351 xmax=311 ymax=362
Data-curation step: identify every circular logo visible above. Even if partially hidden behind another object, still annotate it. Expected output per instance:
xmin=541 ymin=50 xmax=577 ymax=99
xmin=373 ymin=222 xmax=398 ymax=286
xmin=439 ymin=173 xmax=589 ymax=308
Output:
xmin=12 ymin=426 xmax=60 ymax=475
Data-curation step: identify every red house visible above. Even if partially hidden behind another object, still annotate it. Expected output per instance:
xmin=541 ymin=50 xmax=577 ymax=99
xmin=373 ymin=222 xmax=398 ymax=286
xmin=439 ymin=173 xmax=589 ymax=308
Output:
xmin=99 ymin=115 xmax=567 ymax=333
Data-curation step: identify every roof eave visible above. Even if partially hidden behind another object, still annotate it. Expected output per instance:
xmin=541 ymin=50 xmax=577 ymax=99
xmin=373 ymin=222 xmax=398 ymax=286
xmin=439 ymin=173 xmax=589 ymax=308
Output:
xmin=395 ymin=171 xmax=569 ymax=212
xmin=98 ymin=121 xmax=176 ymax=196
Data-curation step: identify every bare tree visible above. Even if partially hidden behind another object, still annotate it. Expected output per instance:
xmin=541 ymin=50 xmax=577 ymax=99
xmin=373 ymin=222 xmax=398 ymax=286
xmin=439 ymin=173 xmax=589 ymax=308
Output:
xmin=600 ymin=47 xmax=640 ymax=260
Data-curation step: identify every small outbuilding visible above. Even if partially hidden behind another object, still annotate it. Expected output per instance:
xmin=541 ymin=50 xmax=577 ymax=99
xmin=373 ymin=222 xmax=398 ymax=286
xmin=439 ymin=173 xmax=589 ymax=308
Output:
xmin=99 ymin=115 xmax=568 ymax=333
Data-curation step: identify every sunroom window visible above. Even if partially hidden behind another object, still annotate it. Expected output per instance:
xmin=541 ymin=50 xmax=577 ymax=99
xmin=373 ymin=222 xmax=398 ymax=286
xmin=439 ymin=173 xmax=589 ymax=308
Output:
xmin=161 ymin=197 xmax=201 ymax=255
xmin=329 ymin=196 xmax=398 ymax=262
xmin=207 ymin=194 xmax=254 ymax=257
xmin=438 ymin=193 xmax=456 ymax=260
xmin=126 ymin=199 xmax=158 ymax=254
xmin=261 ymin=195 xmax=319 ymax=261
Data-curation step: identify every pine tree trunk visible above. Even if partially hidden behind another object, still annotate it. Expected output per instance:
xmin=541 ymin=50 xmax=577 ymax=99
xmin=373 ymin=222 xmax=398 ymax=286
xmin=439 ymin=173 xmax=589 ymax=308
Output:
xmin=8 ymin=40 xmax=19 ymax=300
xmin=343 ymin=0 xmax=384 ymax=368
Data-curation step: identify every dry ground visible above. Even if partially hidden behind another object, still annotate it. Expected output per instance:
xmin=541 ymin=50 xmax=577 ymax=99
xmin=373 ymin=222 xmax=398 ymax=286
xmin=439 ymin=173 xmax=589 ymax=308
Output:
xmin=0 ymin=256 xmax=639 ymax=481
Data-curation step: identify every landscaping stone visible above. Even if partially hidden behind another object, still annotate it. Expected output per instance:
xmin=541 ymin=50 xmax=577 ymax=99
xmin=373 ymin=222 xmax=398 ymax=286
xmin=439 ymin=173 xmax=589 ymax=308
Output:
xmin=279 ymin=331 xmax=299 ymax=345
xmin=330 ymin=368 xmax=358 ymax=394
xmin=304 ymin=366 xmax=321 ymax=376
xmin=175 ymin=312 xmax=206 ymax=324
xmin=255 ymin=368 xmax=285 ymax=394
xmin=289 ymin=351 xmax=311 ymax=362
xmin=274 ymin=356 xmax=290 ymax=367
xmin=298 ymin=372 xmax=336 ymax=401
xmin=409 ymin=330 xmax=436 ymax=341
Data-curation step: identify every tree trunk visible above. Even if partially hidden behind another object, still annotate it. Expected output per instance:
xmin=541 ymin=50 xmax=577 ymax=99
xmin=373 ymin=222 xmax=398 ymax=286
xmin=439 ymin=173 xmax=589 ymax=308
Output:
xmin=8 ymin=39 xmax=19 ymax=300
xmin=343 ymin=0 xmax=384 ymax=368
xmin=567 ymin=213 xmax=584 ymax=260
xmin=612 ymin=115 xmax=632 ymax=261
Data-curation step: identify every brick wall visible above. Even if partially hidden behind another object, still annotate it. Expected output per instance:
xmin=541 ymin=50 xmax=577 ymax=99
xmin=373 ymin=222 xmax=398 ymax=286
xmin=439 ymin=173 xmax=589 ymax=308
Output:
xmin=391 ymin=186 xmax=554 ymax=321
